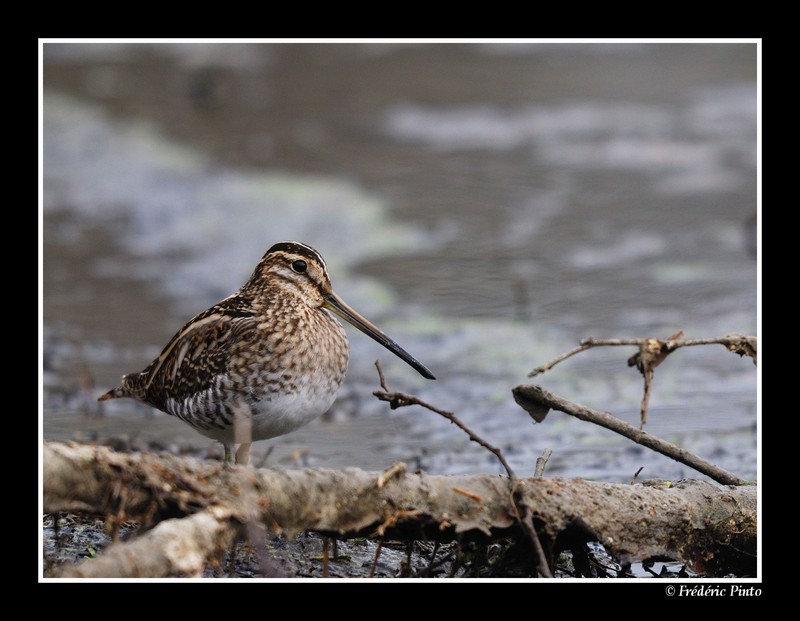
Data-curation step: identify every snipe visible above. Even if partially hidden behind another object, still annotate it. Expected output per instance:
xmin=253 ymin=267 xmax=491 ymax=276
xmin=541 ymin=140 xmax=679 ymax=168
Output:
xmin=98 ymin=241 xmax=435 ymax=464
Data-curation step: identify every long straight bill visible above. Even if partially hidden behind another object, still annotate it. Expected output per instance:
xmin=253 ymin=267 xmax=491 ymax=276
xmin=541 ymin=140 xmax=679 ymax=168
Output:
xmin=324 ymin=293 xmax=436 ymax=380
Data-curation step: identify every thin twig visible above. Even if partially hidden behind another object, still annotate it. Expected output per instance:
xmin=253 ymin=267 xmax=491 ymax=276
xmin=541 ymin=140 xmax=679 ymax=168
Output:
xmin=629 ymin=331 xmax=685 ymax=427
xmin=322 ymin=536 xmax=329 ymax=577
xmin=419 ymin=541 xmax=452 ymax=578
xmin=510 ymin=485 xmax=553 ymax=578
xmin=254 ymin=445 xmax=274 ymax=469
xmin=376 ymin=462 xmax=407 ymax=489
xmin=529 ymin=333 xmax=757 ymax=377
xmin=374 ymin=361 xmax=558 ymax=576
xmin=522 ymin=512 xmax=553 ymax=578
xmin=513 ymin=383 xmax=745 ymax=486
xmin=373 ymin=361 xmax=515 ymax=478
xmin=640 ymin=366 xmax=654 ymax=429
xmin=375 ymin=359 xmax=390 ymax=392
xmin=369 ymin=541 xmax=383 ymax=578
xmin=448 ymin=545 xmax=464 ymax=578
xmin=452 ymin=487 xmax=483 ymax=502
xmin=534 ymin=448 xmax=552 ymax=478
xmin=528 ymin=332 xmax=756 ymax=428
xmin=528 ymin=343 xmax=593 ymax=377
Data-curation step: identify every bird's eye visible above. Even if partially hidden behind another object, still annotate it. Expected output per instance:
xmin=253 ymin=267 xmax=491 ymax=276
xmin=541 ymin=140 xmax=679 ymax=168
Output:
xmin=291 ymin=260 xmax=307 ymax=273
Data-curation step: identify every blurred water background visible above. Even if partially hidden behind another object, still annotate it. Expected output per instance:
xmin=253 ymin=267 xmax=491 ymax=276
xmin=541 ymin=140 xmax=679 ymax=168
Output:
xmin=41 ymin=41 xmax=759 ymax=483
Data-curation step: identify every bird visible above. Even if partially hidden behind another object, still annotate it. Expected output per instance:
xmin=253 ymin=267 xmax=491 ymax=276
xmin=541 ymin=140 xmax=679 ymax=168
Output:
xmin=98 ymin=241 xmax=435 ymax=465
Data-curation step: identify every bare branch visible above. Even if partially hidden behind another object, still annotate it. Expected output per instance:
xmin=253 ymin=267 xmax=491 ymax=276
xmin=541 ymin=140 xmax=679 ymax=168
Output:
xmin=528 ymin=333 xmax=756 ymax=427
xmin=372 ymin=362 xmax=557 ymax=572
xmin=512 ymin=383 xmax=746 ymax=486
xmin=639 ymin=365 xmax=655 ymax=428
xmin=369 ymin=541 xmax=383 ymax=578
xmin=372 ymin=362 xmax=515 ymax=479
xmin=530 ymin=333 xmax=757 ymax=378
xmin=528 ymin=343 xmax=592 ymax=377
xmin=374 ymin=359 xmax=390 ymax=392
xmin=512 ymin=494 xmax=554 ymax=578
xmin=627 ymin=331 xmax=684 ymax=427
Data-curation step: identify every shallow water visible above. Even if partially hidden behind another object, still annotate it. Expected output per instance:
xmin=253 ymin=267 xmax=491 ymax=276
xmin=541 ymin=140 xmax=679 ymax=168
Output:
xmin=41 ymin=42 xmax=759 ymax=483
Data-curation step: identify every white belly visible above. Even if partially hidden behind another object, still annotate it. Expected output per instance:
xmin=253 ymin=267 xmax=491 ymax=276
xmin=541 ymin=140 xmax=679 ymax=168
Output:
xmin=185 ymin=377 xmax=342 ymax=445
xmin=248 ymin=388 xmax=338 ymax=440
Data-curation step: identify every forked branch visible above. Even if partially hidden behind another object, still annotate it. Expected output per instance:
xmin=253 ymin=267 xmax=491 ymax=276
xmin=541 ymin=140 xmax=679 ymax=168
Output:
xmin=528 ymin=333 xmax=757 ymax=378
xmin=528 ymin=332 xmax=757 ymax=428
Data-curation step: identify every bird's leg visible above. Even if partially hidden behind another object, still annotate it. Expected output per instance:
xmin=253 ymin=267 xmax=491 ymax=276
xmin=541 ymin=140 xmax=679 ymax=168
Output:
xmin=223 ymin=443 xmax=233 ymax=464
xmin=235 ymin=442 xmax=251 ymax=465
xmin=231 ymin=402 xmax=253 ymax=465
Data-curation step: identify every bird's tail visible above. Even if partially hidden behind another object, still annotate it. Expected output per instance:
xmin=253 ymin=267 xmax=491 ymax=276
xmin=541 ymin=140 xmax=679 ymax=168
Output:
xmin=97 ymin=386 xmax=128 ymax=402
xmin=97 ymin=371 xmax=147 ymax=402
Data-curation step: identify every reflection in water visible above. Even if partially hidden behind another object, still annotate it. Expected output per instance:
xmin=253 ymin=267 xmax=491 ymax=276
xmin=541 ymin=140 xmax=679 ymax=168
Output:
xmin=42 ymin=42 xmax=758 ymax=482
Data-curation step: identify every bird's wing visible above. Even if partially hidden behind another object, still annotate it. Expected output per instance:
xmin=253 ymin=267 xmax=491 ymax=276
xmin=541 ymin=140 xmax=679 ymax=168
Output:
xmin=138 ymin=304 xmax=259 ymax=406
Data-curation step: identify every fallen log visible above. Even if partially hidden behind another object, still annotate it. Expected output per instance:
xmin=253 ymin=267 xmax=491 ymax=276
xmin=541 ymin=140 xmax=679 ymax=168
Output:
xmin=43 ymin=441 xmax=756 ymax=578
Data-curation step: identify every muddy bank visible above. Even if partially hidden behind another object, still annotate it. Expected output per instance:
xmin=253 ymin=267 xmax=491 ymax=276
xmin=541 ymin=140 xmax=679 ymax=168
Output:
xmin=43 ymin=510 xmax=702 ymax=579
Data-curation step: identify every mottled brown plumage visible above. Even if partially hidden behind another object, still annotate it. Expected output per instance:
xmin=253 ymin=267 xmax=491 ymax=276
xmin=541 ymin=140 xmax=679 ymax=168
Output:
xmin=99 ymin=241 xmax=435 ymax=464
